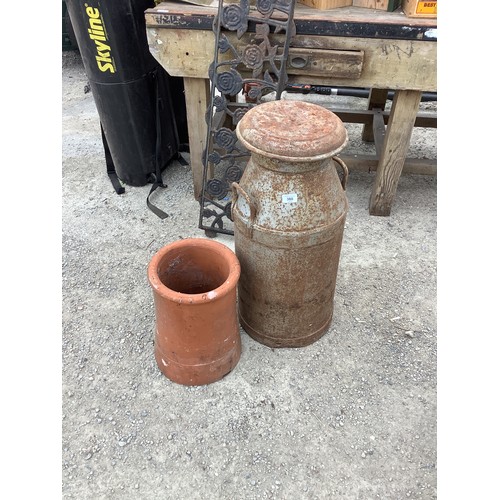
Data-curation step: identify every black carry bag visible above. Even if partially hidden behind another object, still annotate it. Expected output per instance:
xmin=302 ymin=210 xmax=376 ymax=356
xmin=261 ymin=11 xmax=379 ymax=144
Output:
xmin=65 ymin=0 xmax=188 ymax=218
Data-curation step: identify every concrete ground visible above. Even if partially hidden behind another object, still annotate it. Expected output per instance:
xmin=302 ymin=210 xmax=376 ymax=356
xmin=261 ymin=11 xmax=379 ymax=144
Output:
xmin=62 ymin=49 xmax=437 ymax=499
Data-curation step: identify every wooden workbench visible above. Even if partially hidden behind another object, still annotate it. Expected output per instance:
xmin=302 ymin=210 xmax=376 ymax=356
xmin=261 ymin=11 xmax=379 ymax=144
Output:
xmin=145 ymin=1 xmax=437 ymax=215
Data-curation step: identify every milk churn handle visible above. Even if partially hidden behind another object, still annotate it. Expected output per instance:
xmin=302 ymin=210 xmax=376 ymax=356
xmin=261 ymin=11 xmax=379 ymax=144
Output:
xmin=231 ymin=182 xmax=257 ymax=221
xmin=332 ymin=156 xmax=349 ymax=191
xmin=231 ymin=182 xmax=257 ymax=238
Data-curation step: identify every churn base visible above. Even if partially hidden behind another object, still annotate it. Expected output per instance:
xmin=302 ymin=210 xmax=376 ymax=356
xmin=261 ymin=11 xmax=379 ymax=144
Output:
xmin=239 ymin=312 xmax=333 ymax=348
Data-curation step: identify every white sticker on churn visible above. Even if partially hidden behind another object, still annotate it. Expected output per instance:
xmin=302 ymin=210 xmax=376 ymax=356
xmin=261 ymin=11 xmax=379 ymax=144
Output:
xmin=282 ymin=193 xmax=298 ymax=204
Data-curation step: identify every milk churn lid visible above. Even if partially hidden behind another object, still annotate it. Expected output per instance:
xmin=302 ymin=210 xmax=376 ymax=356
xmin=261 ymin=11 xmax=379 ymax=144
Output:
xmin=236 ymin=100 xmax=348 ymax=161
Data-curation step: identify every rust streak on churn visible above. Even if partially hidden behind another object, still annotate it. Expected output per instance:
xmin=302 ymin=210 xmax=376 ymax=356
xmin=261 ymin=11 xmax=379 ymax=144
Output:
xmin=232 ymin=100 xmax=349 ymax=348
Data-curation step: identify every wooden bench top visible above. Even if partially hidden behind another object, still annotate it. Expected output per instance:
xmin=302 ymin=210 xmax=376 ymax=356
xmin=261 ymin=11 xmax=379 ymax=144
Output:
xmin=146 ymin=2 xmax=437 ymax=41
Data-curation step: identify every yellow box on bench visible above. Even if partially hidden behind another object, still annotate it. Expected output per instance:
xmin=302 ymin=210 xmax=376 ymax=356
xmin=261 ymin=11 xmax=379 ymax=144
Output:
xmin=402 ymin=0 xmax=437 ymax=18
xmin=298 ymin=0 xmax=352 ymax=11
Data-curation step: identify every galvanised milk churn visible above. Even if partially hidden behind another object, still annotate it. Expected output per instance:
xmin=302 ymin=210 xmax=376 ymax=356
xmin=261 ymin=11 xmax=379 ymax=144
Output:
xmin=232 ymin=100 xmax=349 ymax=348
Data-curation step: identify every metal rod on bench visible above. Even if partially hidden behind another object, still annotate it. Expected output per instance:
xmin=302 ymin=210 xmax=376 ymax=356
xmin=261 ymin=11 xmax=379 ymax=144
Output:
xmin=286 ymin=84 xmax=437 ymax=102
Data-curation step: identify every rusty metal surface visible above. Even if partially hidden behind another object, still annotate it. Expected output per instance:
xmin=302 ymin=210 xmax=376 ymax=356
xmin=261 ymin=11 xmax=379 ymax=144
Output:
xmin=237 ymin=99 xmax=348 ymax=161
xmin=232 ymin=100 xmax=349 ymax=347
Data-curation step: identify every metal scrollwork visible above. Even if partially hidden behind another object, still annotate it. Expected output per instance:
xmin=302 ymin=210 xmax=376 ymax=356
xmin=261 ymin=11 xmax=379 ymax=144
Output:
xmin=198 ymin=0 xmax=296 ymax=236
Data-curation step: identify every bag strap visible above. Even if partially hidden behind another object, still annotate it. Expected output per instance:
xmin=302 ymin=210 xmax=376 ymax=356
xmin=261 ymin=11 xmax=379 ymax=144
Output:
xmin=162 ymin=72 xmax=190 ymax=165
xmin=146 ymin=68 xmax=169 ymax=219
xmin=101 ymin=124 xmax=125 ymax=195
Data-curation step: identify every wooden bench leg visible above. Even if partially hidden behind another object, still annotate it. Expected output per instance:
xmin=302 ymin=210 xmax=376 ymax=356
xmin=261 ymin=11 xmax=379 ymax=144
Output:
xmin=183 ymin=77 xmax=210 ymax=200
xmin=361 ymin=88 xmax=389 ymax=142
xmin=369 ymin=89 xmax=422 ymax=216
